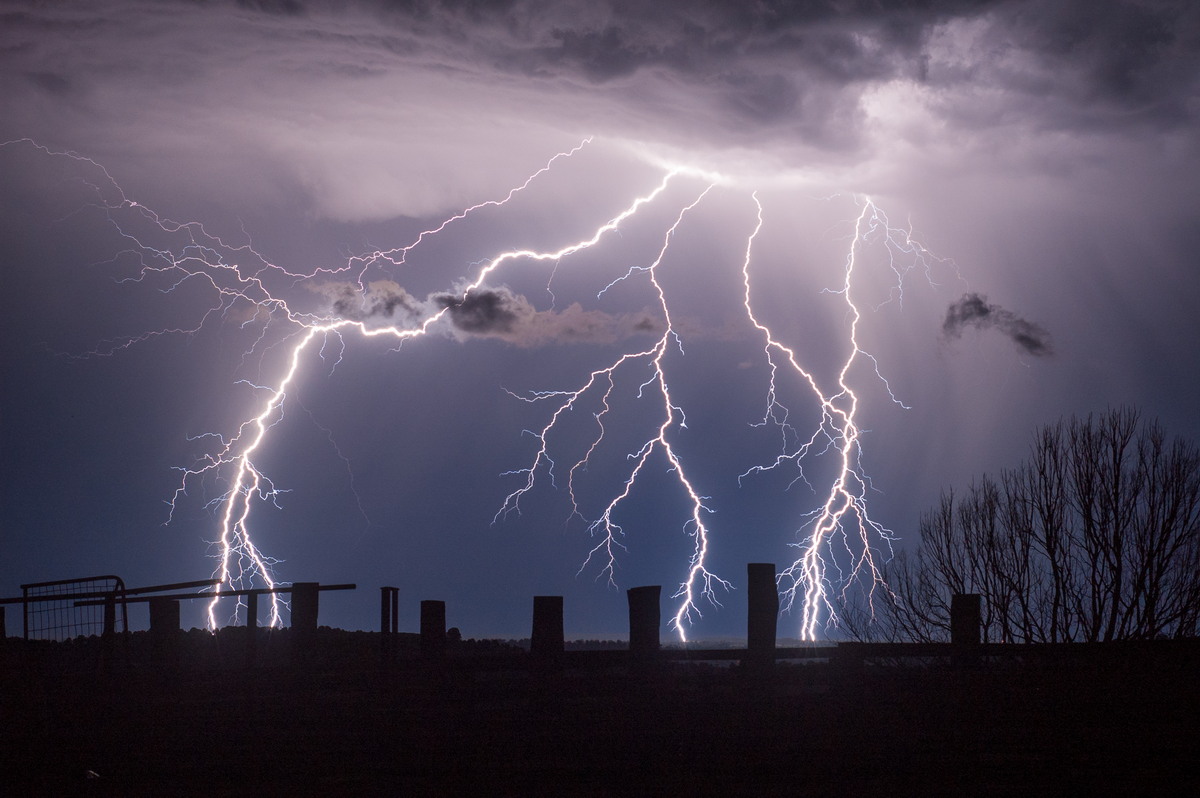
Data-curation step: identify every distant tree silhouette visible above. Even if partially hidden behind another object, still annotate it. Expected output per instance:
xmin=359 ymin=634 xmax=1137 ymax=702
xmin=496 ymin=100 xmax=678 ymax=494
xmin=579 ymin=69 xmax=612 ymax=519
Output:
xmin=864 ymin=408 xmax=1200 ymax=643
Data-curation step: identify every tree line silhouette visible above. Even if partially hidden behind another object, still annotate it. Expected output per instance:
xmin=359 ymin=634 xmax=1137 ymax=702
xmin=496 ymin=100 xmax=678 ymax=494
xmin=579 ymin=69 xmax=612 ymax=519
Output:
xmin=858 ymin=407 xmax=1200 ymax=643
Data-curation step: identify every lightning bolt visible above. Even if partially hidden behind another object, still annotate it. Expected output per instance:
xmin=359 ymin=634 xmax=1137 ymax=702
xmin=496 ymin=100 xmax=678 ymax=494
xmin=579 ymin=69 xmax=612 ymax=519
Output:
xmin=495 ymin=180 xmax=732 ymax=639
xmin=739 ymin=194 xmax=949 ymax=640
xmin=7 ymin=136 xmax=947 ymax=640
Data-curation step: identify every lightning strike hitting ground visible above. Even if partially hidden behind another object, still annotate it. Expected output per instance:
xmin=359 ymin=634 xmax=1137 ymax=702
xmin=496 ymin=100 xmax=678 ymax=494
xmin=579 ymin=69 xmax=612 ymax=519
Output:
xmin=496 ymin=182 xmax=732 ymax=638
xmin=7 ymin=137 xmax=946 ymax=640
xmin=738 ymin=197 xmax=941 ymax=639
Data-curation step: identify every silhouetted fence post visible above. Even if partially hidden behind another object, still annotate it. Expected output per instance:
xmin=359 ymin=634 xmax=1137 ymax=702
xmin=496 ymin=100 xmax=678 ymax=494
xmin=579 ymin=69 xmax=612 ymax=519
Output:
xmin=102 ymin=594 xmax=117 ymax=639
xmin=100 ymin=592 xmax=118 ymax=673
xmin=531 ymin=596 xmax=564 ymax=663
xmin=420 ymin=600 xmax=446 ymax=659
xmin=246 ymin=591 xmax=259 ymax=667
xmin=149 ymin=597 xmax=180 ymax=668
xmin=291 ymin=582 xmax=320 ymax=664
xmin=951 ymin=592 xmax=982 ymax=667
xmin=381 ymin=586 xmax=399 ymax=665
xmin=381 ymin=588 xmax=399 ymax=634
xmin=292 ymin=582 xmax=320 ymax=630
xmin=627 ymin=586 xmax=661 ymax=665
xmin=746 ymin=563 xmax=779 ymax=670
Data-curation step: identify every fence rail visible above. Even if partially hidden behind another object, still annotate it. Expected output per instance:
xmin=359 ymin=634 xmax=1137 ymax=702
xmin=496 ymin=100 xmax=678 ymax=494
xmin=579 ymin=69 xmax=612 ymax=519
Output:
xmin=6 ymin=567 xmax=1197 ymax=674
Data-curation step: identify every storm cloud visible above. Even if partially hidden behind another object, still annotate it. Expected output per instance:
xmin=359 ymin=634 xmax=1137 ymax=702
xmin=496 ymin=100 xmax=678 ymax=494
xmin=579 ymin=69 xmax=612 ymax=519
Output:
xmin=435 ymin=289 xmax=523 ymax=335
xmin=317 ymin=280 xmax=422 ymax=323
xmin=3 ymin=1 xmax=1196 ymax=220
xmin=433 ymin=287 xmax=661 ymax=347
xmin=942 ymin=293 xmax=1053 ymax=357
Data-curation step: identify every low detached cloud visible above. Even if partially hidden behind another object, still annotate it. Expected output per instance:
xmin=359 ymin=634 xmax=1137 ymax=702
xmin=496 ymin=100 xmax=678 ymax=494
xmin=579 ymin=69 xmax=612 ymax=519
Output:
xmin=434 ymin=287 xmax=661 ymax=347
xmin=943 ymin=292 xmax=1053 ymax=357
xmin=435 ymin=289 xmax=523 ymax=336
xmin=313 ymin=281 xmax=422 ymax=325
xmin=321 ymin=282 xmax=661 ymax=347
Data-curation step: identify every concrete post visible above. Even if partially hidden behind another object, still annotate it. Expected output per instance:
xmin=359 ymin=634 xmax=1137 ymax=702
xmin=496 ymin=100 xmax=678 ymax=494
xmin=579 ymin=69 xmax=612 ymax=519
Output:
xmin=531 ymin=596 xmax=564 ymax=660
xmin=746 ymin=563 xmax=779 ymax=669
xmin=627 ymin=586 xmax=661 ymax=660
xmin=420 ymin=600 xmax=446 ymax=658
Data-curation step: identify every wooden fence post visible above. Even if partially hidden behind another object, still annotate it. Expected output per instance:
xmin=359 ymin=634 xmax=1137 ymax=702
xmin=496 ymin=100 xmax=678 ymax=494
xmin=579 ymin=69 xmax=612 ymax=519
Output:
xmin=746 ymin=563 xmax=779 ymax=670
xmin=627 ymin=586 xmax=661 ymax=663
xmin=381 ymin=587 xmax=399 ymax=665
xmin=100 ymin=593 xmax=117 ymax=673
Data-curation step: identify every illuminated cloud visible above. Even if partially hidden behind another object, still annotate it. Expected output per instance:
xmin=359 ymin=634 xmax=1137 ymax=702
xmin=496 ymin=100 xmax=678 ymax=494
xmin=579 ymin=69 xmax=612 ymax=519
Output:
xmin=316 ymin=280 xmax=422 ymax=324
xmin=432 ymin=287 xmax=662 ymax=347
xmin=3 ymin=1 xmax=1196 ymax=220
xmin=313 ymin=280 xmax=662 ymax=346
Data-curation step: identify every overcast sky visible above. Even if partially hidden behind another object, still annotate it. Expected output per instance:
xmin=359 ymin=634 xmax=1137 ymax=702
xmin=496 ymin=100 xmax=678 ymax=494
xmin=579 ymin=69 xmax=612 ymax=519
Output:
xmin=2 ymin=0 xmax=1198 ymax=639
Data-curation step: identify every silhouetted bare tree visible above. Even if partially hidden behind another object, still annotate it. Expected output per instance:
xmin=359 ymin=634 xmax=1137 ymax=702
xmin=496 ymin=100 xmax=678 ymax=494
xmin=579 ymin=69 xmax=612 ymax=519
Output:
xmin=859 ymin=408 xmax=1200 ymax=643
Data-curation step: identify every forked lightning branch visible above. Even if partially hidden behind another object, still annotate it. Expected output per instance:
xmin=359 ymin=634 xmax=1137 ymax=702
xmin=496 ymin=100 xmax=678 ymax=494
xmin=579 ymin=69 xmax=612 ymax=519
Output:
xmin=8 ymin=137 xmax=945 ymax=641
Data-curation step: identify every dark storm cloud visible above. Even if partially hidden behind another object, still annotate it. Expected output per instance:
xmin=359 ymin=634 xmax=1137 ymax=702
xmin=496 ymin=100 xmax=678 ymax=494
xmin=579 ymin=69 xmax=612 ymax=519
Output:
xmin=943 ymin=293 xmax=1053 ymax=357
xmin=435 ymin=288 xmax=521 ymax=334
xmin=348 ymin=0 xmax=1200 ymax=137
xmin=363 ymin=0 xmax=948 ymax=146
xmin=23 ymin=72 xmax=73 ymax=96
xmin=314 ymin=281 xmax=662 ymax=345
xmin=925 ymin=0 xmax=1200 ymax=131
xmin=317 ymin=281 xmax=421 ymax=323
xmin=236 ymin=0 xmax=305 ymax=14
xmin=3 ymin=0 xmax=1197 ymax=222
xmin=432 ymin=287 xmax=661 ymax=346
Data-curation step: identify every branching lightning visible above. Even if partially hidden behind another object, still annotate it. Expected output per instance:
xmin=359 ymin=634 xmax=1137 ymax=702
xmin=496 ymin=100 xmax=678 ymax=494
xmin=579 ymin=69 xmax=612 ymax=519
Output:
xmin=8 ymin=136 xmax=948 ymax=640
xmin=495 ymin=181 xmax=732 ymax=638
xmin=737 ymin=196 xmax=942 ymax=639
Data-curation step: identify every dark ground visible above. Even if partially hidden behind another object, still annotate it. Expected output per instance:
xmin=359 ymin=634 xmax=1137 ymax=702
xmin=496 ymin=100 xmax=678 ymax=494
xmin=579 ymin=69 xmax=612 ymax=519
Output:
xmin=3 ymin=631 xmax=1198 ymax=796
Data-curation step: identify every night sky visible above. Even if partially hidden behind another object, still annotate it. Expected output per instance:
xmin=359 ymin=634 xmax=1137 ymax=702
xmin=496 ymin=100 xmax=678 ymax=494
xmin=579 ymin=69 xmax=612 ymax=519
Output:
xmin=2 ymin=0 xmax=1198 ymax=640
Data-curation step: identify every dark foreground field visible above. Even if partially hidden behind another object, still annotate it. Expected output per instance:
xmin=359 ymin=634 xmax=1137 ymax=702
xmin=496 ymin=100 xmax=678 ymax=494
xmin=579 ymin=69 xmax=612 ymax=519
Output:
xmin=3 ymin=632 xmax=1198 ymax=797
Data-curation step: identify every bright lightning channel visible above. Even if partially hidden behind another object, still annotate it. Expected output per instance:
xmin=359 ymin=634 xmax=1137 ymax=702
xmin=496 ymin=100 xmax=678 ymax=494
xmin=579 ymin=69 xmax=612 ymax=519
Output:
xmin=8 ymin=136 xmax=944 ymax=640
xmin=495 ymin=182 xmax=732 ymax=639
xmin=178 ymin=142 xmax=695 ymax=629
xmin=738 ymin=195 xmax=945 ymax=639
